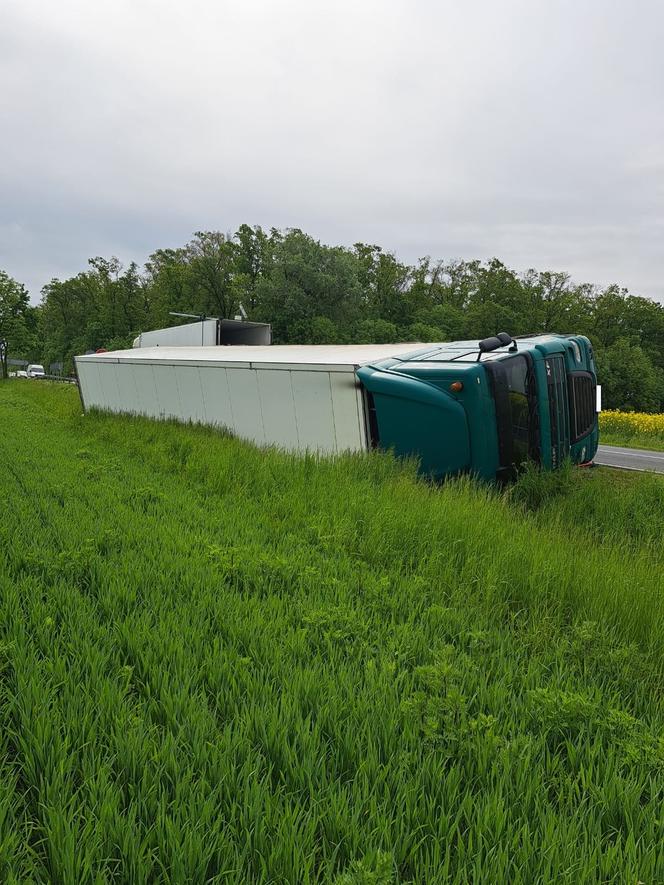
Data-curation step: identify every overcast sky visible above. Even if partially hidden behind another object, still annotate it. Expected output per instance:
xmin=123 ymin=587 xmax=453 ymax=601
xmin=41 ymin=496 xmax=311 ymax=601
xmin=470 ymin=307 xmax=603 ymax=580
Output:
xmin=2 ymin=0 xmax=663 ymax=303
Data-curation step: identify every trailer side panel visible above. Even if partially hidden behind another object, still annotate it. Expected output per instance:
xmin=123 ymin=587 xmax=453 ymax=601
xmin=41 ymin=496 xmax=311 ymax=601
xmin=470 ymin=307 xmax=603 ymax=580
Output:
xmin=257 ymin=371 xmax=300 ymax=449
xmin=76 ymin=356 xmax=367 ymax=454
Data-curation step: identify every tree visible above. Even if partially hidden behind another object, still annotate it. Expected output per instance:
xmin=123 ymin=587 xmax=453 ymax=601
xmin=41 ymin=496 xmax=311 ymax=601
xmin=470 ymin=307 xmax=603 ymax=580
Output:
xmin=353 ymin=244 xmax=411 ymax=324
xmin=233 ymin=224 xmax=274 ymax=311
xmin=143 ymin=247 xmax=193 ymax=328
xmin=257 ymin=230 xmax=363 ymax=342
xmin=0 ymin=270 xmax=33 ymax=378
xmin=462 ymin=259 xmax=525 ymax=338
xmin=24 ymin=224 xmax=664 ymax=413
xmin=184 ymin=231 xmax=238 ymax=318
xmin=40 ymin=258 xmax=147 ymax=371
xmin=596 ymin=338 xmax=664 ymax=412
xmin=589 ymin=285 xmax=630 ymax=347
xmin=520 ymin=270 xmax=592 ymax=333
xmin=306 ymin=316 xmax=337 ymax=344
xmin=403 ymin=322 xmax=445 ymax=343
xmin=350 ymin=319 xmax=398 ymax=344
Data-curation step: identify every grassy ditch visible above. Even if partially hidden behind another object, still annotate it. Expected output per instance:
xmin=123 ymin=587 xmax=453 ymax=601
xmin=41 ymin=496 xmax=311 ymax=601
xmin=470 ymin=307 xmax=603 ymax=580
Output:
xmin=1 ymin=381 xmax=664 ymax=883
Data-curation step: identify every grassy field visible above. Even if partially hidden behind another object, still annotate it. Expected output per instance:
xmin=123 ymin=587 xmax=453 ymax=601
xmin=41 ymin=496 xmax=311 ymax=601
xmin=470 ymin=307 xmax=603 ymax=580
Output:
xmin=2 ymin=381 xmax=664 ymax=884
xmin=600 ymin=410 xmax=664 ymax=451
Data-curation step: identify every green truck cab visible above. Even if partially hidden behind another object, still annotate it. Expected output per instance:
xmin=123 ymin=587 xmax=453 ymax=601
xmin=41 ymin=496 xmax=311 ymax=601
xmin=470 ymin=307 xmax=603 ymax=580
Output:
xmin=357 ymin=333 xmax=599 ymax=481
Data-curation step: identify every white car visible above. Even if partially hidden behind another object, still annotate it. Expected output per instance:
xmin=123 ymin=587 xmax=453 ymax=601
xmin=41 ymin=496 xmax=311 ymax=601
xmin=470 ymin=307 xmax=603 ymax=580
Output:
xmin=26 ymin=364 xmax=46 ymax=378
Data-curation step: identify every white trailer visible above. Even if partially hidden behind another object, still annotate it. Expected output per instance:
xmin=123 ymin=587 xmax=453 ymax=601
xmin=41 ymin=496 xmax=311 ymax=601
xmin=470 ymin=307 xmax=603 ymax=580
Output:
xmin=75 ymin=344 xmax=423 ymax=453
xmin=133 ymin=320 xmax=219 ymax=348
xmin=132 ymin=318 xmax=272 ymax=349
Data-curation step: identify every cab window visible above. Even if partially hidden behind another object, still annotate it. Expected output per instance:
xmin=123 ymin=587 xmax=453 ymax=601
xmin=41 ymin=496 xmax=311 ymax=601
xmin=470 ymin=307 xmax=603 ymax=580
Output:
xmin=503 ymin=356 xmax=531 ymax=465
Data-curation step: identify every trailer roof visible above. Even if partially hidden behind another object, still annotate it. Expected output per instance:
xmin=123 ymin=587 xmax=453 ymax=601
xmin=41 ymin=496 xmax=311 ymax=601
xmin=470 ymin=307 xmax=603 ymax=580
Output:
xmin=75 ymin=343 xmax=432 ymax=370
xmin=76 ymin=335 xmax=575 ymax=372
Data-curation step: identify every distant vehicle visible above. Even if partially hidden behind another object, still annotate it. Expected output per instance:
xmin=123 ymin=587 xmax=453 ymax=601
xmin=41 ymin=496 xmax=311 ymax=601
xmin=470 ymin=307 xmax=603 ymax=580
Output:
xmin=76 ymin=332 xmax=600 ymax=481
xmin=15 ymin=370 xmax=28 ymax=378
xmin=26 ymin=364 xmax=46 ymax=378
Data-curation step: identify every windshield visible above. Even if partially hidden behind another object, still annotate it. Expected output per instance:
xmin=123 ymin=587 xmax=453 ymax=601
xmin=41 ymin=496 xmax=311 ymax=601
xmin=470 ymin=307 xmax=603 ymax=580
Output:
xmin=503 ymin=356 xmax=531 ymax=464
xmin=486 ymin=354 xmax=538 ymax=472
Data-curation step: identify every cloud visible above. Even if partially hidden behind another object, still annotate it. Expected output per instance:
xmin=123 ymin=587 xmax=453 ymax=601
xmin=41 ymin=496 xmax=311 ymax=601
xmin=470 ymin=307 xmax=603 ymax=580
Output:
xmin=1 ymin=0 xmax=663 ymax=301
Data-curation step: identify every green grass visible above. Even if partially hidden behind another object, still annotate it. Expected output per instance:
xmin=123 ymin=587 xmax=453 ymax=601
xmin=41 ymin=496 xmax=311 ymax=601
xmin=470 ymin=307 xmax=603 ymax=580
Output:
xmin=600 ymin=431 xmax=664 ymax=452
xmin=2 ymin=380 xmax=664 ymax=883
xmin=507 ymin=460 xmax=664 ymax=555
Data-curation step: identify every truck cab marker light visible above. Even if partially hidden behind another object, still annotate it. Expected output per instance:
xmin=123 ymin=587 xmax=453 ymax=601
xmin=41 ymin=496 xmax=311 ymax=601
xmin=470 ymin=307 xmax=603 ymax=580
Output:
xmin=449 ymin=381 xmax=463 ymax=392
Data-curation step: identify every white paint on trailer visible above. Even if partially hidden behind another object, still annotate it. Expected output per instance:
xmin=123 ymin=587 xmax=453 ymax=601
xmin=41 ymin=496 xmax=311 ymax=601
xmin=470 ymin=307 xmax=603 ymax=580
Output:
xmin=132 ymin=364 xmax=159 ymax=418
xmin=115 ymin=363 xmax=141 ymax=414
xmin=291 ymin=371 xmax=336 ymax=452
xmin=79 ymin=360 xmax=103 ymax=409
xmin=153 ymin=365 xmax=182 ymax=419
xmin=134 ymin=319 xmax=218 ymax=349
xmin=78 ymin=343 xmax=427 ymax=368
xmin=74 ymin=342 xmax=428 ymax=452
xmin=174 ymin=366 xmax=206 ymax=424
xmin=97 ymin=361 xmax=121 ymax=411
xmin=329 ymin=373 xmax=367 ymax=452
xmin=198 ymin=365 xmax=234 ymax=430
xmin=227 ymin=368 xmax=266 ymax=445
xmin=257 ymin=370 xmax=300 ymax=449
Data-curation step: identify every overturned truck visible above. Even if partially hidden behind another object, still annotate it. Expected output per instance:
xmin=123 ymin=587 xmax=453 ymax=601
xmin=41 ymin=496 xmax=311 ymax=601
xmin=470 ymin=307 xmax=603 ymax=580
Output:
xmin=75 ymin=333 xmax=599 ymax=480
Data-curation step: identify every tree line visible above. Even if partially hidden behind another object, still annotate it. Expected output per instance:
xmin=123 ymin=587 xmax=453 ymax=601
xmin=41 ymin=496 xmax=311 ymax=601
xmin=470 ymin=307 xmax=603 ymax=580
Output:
xmin=2 ymin=224 xmax=664 ymax=411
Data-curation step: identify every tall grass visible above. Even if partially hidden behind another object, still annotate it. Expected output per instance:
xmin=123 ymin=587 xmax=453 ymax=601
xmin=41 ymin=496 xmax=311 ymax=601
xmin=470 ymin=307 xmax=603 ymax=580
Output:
xmin=1 ymin=381 xmax=664 ymax=883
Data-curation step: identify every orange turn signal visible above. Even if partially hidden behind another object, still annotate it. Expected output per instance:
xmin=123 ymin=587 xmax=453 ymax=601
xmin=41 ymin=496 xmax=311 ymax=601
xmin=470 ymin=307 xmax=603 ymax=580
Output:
xmin=449 ymin=381 xmax=463 ymax=392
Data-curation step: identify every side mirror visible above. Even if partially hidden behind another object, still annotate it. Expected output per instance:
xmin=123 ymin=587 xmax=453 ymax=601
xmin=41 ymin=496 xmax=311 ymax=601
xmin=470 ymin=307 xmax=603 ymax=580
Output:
xmin=478 ymin=336 xmax=503 ymax=353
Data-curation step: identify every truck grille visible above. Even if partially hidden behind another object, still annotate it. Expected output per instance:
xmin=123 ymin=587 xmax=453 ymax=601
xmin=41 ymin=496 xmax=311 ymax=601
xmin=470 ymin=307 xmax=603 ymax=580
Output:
xmin=568 ymin=372 xmax=595 ymax=442
xmin=545 ymin=356 xmax=570 ymax=469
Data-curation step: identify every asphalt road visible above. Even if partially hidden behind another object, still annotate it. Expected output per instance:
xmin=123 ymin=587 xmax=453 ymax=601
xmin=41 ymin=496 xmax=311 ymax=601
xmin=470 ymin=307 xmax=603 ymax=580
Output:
xmin=594 ymin=444 xmax=664 ymax=473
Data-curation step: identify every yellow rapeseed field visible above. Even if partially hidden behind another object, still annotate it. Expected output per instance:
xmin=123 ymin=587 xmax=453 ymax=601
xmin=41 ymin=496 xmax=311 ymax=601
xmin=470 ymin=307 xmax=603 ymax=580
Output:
xmin=600 ymin=409 xmax=664 ymax=440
